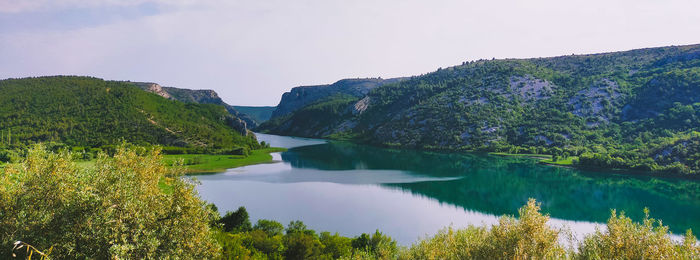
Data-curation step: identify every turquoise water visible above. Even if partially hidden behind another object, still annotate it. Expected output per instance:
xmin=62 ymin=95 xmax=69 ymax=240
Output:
xmin=194 ymin=133 xmax=700 ymax=245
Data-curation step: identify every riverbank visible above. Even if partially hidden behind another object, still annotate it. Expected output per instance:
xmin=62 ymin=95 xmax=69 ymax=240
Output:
xmin=68 ymin=147 xmax=287 ymax=174
xmin=163 ymin=147 xmax=287 ymax=174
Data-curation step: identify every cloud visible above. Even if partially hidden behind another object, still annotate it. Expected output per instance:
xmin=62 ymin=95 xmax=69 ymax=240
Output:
xmin=0 ymin=0 xmax=205 ymax=13
xmin=1 ymin=0 xmax=700 ymax=106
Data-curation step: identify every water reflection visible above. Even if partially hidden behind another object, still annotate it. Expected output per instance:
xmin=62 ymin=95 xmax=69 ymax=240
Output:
xmin=195 ymin=134 xmax=700 ymax=244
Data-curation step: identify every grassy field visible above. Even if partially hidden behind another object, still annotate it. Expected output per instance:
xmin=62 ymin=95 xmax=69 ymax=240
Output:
xmin=162 ymin=147 xmax=287 ymax=174
xmin=489 ymin=152 xmax=577 ymax=166
xmin=489 ymin=152 xmax=553 ymax=159
xmin=541 ymin=156 xmax=577 ymax=166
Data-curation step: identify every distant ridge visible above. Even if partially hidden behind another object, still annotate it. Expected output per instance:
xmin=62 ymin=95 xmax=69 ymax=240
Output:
xmin=260 ymin=43 xmax=700 ymax=175
xmin=270 ymin=77 xmax=407 ymax=119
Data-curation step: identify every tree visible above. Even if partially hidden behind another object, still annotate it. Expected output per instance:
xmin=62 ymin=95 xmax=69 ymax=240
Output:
xmin=283 ymin=232 xmax=323 ymax=260
xmin=254 ymin=219 xmax=285 ymax=237
xmin=220 ymin=206 xmax=253 ymax=233
xmin=286 ymin=220 xmax=315 ymax=237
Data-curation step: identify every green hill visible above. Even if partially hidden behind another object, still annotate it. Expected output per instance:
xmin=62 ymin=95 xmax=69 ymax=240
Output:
xmin=0 ymin=76 xmax=260 ymax=150
xmin=260 ymin=44 xmax=700 ymax=175
xmin=132 ymin=82 xmax=260 ymax=128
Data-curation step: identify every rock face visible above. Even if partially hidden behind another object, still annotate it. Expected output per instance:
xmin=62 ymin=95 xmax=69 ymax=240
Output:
xmin=140 ymin=83 xmax=172 ymax=99
xmin=132 ymin=82 xmax=256 ymax=133
xmin=270 ymin=78 xmax=405 ymax=119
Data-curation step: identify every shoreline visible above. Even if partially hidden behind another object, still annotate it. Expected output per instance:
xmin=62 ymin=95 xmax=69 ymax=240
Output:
xmin=163 ymin=147 xmax=287 ymax=175
xmin=261 ymin=132 xmax=699 ymax=180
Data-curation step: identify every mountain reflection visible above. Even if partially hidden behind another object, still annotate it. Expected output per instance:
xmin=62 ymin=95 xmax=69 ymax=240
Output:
xmin=281 ymin=141 xmax=700 ymax=234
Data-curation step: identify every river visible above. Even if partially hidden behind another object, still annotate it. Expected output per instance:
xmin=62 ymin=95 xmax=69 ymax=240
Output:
xmin=194 ymin=133 xmax=700 ymax=245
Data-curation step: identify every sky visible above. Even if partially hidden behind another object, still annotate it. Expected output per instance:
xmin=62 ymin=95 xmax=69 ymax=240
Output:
xmin=1 ymin=0 xmax=700 ymax=106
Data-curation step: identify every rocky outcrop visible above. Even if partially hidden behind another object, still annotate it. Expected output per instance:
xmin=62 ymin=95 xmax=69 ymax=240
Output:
xmin=271 ymin=78 xmax=405 ymax=119
xmin=353 ymin=96 xmax=371 ymax=115
xmin=137 ymin=83 xmax=172 ymax=99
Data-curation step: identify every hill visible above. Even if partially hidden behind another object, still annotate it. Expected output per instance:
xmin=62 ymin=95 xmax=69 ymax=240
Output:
xmin=260 ymin=44 xmax=700 ymax=175
xmin=232 ymin=106 xmax=276 ymax=124
xmin=0 ymin=76 xmax=260 ymax=150
xmin=269 ymin=77 xmax=406 ymax=119
xmin=132 ymin=82 xmax=260 ymax=128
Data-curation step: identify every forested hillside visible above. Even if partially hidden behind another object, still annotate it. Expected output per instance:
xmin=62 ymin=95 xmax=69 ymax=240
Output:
xmin=260 ymin=44 xmax=700 ymax=175
xmin=133 ymin=82 xmax=259 ymax=128
xmin=0 ymin=76 xmax=260 ymax=151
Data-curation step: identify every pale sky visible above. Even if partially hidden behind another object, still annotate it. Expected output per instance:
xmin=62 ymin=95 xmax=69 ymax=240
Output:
xmin=1 ymin=0 xmax=699 ymax=106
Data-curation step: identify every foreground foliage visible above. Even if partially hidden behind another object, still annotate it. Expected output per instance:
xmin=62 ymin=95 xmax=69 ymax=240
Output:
xmin=0 ymin=145 xmax=220 ymax=259
xmin=401 ymin=199 xmax=698 ymax=260
xmin=1 ymin=148 xmax=697 ymax=259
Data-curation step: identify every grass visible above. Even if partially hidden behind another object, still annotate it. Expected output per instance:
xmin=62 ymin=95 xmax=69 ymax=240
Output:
xmin=490 ymin=152 xmax=577 ymax=166
xmin=489 ymin=152 xmax=552 ymax=159
xmin=162 ymin=147 xmax=287 ymax=174
xmin=541 ymin=156 xmax=577 ymax=166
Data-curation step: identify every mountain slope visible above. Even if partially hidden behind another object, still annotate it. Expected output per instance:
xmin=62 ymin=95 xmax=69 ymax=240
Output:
xmin=0 ymin=76 xmax=260 ymax=149
xmin=260 ymin=44 xmax=700 ymax=175
xmin=270 ymin=78 xmax=406 ymax=119
xmin=133 ymin=82 xmax=259 ymax=128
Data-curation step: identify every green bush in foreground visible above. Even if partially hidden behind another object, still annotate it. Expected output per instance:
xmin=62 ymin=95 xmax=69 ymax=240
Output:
xmin=399 ymin=199 xmax=570 ymax=259
xmin=401 ymin=199 xmax=699 ymax=260
xmin=0 ymin=145 xmax=220 ymax=259
xmin=577 ymin=209 xmax=699 ymax=259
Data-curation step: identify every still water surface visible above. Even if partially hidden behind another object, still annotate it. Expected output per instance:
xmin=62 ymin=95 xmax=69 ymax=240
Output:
xmin=195 ymin=133 xmax=700 ymax=245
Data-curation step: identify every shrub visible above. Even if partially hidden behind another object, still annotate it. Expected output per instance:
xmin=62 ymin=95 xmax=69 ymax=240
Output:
xmin=400 ymin=199 xmax=569 ymax=259
xmin=577 ymin=208 xmax=700 ymax=259
xmin=0 ymin=145 xmax=220 ymax=259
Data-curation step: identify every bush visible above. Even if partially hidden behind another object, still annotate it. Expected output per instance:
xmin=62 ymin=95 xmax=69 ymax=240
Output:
xmin=351 ymin=230 xmax=398 ymax=258
xmin=0 ymin=149 xmax=16 ymax=163
xmin=400 ymin=199 xmax=569 ymax=259
xmin=283 ymin=232 xmax=323 ymax=260
xmin=577 ymin=209 xmax=700 ymax=259
xmin=320 ymin=232 xmax=353 ymax=259
xmin=0 ymin=144 xmax=220 ymax=259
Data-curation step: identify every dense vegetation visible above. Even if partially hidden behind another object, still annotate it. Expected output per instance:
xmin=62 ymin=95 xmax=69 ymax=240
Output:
xmin=133 ymin=81 xmax=260 ymax=128
xmin=400 ymin=199 xmax=699 ymax=259
xmin=260 ymin=44 xmax=700 ymax=175
xmin=2 ymin=146 xmax=697 ymax=258
xmin=0 ymin=76 xmax=261 ymax=163
xmin=215 ymin=207 xmax=398 ymax=260
xmin=1 ymin=145 xmax=220 ymax=258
